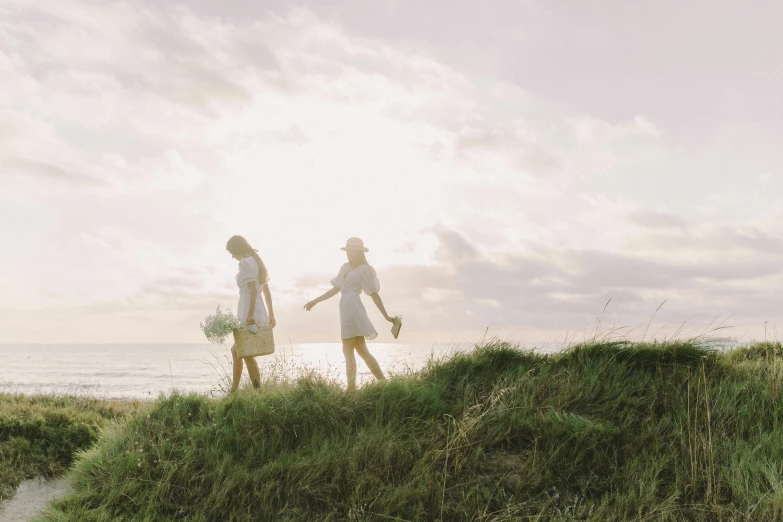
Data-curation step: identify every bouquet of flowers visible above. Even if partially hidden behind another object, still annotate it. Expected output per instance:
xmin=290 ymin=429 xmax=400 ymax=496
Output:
xmin=200 ymin=305 xmax=240 ymax=344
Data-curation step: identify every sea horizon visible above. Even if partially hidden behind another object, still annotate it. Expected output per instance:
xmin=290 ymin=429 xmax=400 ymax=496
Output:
xmin=0 ymin=338 xmax=743 ymax=400
xmin=0 ymin=341 xmax=563 ymax=399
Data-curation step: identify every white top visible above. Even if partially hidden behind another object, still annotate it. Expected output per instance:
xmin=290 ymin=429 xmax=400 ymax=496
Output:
xmin=331 ymin=263 xmax=380 ymax=340
xmin=331 ymin=263 xmax=380 ymax=296
xmin=236 ymin=256 xmax=269 ymax=327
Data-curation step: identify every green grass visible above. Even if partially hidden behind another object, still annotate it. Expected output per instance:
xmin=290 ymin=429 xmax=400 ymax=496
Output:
xmin=16 ymin=340 xmax=783 ymax=520
xmin=0 ymin=393 xmax=140 ymax=500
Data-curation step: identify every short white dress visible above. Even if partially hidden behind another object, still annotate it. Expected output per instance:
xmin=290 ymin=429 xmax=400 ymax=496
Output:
xmin=331 ymin=263 xmax=381 ymax=340
xmin=236 ymin=256 xmax=270 ymax=328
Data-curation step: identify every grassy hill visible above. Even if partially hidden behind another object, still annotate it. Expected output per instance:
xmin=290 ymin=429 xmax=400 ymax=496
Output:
xmin=0 ymin=393 xmax=138 ymax=500
xmin=14 ymin=340 xmax=783 ymax=521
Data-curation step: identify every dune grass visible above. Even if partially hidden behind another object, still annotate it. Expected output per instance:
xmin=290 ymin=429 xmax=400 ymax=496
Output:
xmin=0 ymin=393 xmax=141 ymax=500
xmin=21 ymin=339 xmax=783 ymax=521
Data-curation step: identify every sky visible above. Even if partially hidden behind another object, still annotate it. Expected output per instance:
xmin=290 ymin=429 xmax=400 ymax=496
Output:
xmin=1 ymin=0 xmax=781 ymax=345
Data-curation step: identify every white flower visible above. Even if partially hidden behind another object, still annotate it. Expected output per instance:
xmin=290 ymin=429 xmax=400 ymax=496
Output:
xmin=200 ymin=305 xmax=240 ymax=344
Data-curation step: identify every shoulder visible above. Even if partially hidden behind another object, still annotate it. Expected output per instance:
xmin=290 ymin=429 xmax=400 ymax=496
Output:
xmin=239 ymin=256 xmax=257 ymax=269
xmin=360 ymin=264 xmax=377 ymax=275
xmin=339 ymin=262 xmax=351 ymax=273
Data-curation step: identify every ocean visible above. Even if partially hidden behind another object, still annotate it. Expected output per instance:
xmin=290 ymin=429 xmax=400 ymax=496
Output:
xmin=0 ymin=341 xmax=566 ymax=399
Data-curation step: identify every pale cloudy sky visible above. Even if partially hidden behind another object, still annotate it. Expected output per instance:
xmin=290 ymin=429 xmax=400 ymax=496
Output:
xmin=1 ymin=0 xmax=781 ymax=344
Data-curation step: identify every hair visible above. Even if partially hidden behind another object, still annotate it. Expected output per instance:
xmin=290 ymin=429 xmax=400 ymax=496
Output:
xmin=348 ymin=250 xmax=368 ymax=266
xmin=226 ymin=235 xmax=270 ymax=284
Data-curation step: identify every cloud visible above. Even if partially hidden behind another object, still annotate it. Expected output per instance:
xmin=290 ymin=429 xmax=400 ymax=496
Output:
xmin=0 ymin=2 xmax=781 ymax=344
xmin=431 ymin=225 xmax=479 ymax=263
xmin=377 ymin=225 xmax=783 ymax=340
xmin=629 ymin=210 xmax=687 ymax=230
xmin=624 ymin=225 xmax=783 ymax=258
xmin=3 ymin=157 xmax=101 ymax=186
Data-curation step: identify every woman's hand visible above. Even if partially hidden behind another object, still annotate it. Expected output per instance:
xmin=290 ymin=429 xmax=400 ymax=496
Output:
xmin=246 ymin=317 xmax=256 ymax=326
xmin=269 ymin=313 xmax=276 ymax=328
xmin=385 ymin=315 xmax=397 ymax=323
xmin=304 ymin=300 xmax=317 ymax=312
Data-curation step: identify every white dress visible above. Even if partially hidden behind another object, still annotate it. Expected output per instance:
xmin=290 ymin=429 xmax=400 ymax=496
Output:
xmin=331 ymin=263 xmax=381 ymax=340
xmin=236 ymin=256 xmax=270 ymax=328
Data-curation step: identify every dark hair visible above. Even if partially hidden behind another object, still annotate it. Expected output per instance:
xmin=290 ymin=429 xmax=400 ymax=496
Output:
xmin=226 ymin=235 xmax=270 ymax=284
xmin=348 ymin=251 xmax=368 ymax=266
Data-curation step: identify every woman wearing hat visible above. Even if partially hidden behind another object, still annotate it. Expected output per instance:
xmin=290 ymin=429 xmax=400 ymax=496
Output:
xmin=304 ymin=237 xmax=398 ymax=392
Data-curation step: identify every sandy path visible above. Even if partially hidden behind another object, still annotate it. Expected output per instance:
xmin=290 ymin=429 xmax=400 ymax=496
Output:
xmin=0 ymin=477 xmax=68 ymax=522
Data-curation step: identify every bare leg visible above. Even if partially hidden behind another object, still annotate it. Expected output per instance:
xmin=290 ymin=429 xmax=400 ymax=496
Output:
xmin=230 ymin=345 xmax=243 ymax=394
xmin=244 ymin=356 xmax=261 ymax=389
xmin=355 ymin=337 xmax=386 ymax=382
xmin=342 ymin=338 xmax=358 ymax=392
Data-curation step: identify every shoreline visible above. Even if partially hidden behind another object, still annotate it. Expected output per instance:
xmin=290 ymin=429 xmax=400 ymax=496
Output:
xmin=0 ymin=337 xmax=745 ymax=402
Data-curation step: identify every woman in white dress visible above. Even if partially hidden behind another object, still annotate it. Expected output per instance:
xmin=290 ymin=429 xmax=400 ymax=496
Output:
xmin=226 ymin=235 xmax=276 ymax=393
xmin=304 ymin=237 xmax=398 ymax=392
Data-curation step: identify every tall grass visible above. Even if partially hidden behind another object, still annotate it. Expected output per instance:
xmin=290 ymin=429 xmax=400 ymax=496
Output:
xmin=26 ymin=340 xmax=783 ymax=521
xmin=0 ymin=393 xmax=139 ymax=500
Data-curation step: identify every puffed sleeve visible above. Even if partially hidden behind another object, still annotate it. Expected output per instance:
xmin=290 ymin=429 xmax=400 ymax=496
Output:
xmin=330 ymin=264 xmax=347 ymax=288
xmin=237 ymin=257 xmax=258 ymax=287
xmin=359 ymin=265 xmax=380 ymax=295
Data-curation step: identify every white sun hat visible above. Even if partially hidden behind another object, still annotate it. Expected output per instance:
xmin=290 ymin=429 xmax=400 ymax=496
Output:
xmin=341 ymin=237 xmax=369 ymax=252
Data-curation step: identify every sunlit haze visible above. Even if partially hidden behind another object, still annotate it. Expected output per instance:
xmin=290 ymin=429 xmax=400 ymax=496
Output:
xmin=1 ymin=0 xmax=781 ymax=345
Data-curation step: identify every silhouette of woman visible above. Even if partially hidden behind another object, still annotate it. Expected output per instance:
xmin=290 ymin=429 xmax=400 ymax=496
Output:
xmin=226 ymin=235 xmax=276 ymax=393
xmin=304 ymin=237 xmax=398 ymax=392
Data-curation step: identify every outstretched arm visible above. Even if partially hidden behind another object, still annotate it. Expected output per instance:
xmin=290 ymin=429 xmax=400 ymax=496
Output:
xmin=304 ymin=287 xmax=340 ymax=311
xmin=370 ymin=293 xmax=396 ymax=323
